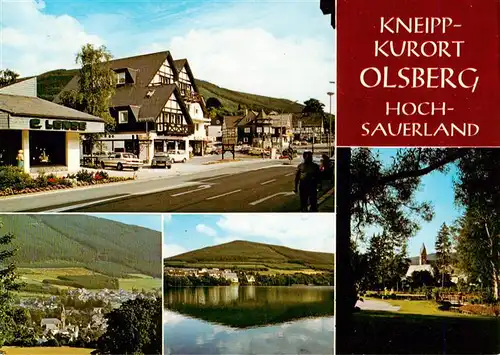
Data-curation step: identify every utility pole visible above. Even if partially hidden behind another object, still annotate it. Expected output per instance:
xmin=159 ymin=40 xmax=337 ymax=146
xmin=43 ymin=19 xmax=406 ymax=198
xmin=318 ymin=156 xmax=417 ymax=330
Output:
xmin=327 ymin=81 xmax=335 ymax=157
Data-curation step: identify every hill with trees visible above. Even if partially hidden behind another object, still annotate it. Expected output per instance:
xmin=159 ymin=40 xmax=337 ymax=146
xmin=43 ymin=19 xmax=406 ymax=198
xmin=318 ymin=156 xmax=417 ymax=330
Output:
xmin=34 ymin=69 xmax=305 ymax=113
xmin=164 ymin=240 xmax=334 ymax=271
xmin=0 ymin=215 xmax=161 ymax=278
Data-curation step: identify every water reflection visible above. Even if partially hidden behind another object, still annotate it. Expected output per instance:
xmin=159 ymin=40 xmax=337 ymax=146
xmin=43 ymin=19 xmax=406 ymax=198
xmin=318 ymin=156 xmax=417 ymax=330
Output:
xmin=166 ymin=285 xmax=332 ymax=306
xmin=164 ymin=309 xmax=334 ymax=355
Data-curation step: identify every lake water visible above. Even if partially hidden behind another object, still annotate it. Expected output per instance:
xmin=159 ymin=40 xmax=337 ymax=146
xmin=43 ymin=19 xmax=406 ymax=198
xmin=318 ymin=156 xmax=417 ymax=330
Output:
xmin=164 ymin=286 xmax=334 ymax=355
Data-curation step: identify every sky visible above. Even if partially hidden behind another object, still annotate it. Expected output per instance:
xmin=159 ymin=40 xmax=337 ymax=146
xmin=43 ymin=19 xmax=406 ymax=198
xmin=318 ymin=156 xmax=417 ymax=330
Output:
xmin=163 ymin=213 xmax=335 ymax=258
xmin=0 ymin=0 xmax=335 ymax=106
xmin=365 ymin=149 xmax=463 ymax=257
xmin=91 ymin=213 xmax=162 ymax=232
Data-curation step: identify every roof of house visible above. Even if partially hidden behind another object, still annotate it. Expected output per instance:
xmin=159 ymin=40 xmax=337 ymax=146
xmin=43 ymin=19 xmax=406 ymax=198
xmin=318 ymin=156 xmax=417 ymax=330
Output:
xmin=0 ymin=93 xmax=104 ymax=122
xmin=109 ymin=84 xmax=179 ymax=123
xmin=56 ymin=51 xmax=193 ymax=125
xmin=223 ymin=115 xmax=243 ymax=129
xmin=41 ymin=318 xmax=62 ymax=325
xmin=406 ymin=264 xmax=434 ymax=277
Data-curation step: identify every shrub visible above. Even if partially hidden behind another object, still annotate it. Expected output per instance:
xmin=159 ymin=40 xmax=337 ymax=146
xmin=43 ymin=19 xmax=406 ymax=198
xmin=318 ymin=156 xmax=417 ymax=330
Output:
xmin=0 ymin=166 xmax=34 ymax=190
xmin=76 ymin=169 xmax=94 ymax=183
xmin=35 ymin=172 xmax=49 ymax=187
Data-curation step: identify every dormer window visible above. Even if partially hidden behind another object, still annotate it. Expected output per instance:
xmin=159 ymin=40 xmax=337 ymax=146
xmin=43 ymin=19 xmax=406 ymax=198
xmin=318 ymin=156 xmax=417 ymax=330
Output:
xmin=116 ymin=72 xmax=126 ymax=85
xmin=118 ymin=110 xmax=129 ymax=124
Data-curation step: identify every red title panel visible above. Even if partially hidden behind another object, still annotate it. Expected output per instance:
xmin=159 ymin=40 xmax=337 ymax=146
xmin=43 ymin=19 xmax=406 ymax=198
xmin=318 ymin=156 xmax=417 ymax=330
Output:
xmin=337 ymin=0 xmax=500 ymax=147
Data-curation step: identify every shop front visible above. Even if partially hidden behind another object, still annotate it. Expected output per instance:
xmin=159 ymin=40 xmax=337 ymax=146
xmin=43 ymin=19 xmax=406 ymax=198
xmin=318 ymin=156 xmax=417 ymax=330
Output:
xmin=0 ymin=92 xmax=105 ymax=173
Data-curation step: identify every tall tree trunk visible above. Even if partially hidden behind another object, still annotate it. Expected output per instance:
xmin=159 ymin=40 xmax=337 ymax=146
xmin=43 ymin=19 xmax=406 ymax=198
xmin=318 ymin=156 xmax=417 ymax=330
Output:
xmin=484 ymin=222 xmax=499 ymax=300
xmin=336 ymin=148 xmax=356 ymax=353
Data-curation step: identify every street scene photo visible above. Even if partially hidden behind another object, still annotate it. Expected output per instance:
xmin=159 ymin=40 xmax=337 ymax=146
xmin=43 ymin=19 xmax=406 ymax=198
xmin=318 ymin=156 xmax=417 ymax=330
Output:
xmin=163 ymin=214 xmax=335 ymax=355
xmin=0 ymin=0 xmax=334 ymax=213
xmin=0 ymin=214 xmax=162 ymax=355
xmin=336 ymin=148 xmax=500 ymax=354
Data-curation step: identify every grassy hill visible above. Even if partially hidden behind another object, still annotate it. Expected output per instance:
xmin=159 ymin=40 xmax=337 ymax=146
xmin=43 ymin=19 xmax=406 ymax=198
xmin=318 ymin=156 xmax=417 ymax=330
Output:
xmin=35 ymin=69 xmax=305 ymax=113
xmin=164 ymin=240 xmax=334 ymax=271
xmin=0 ymin=214 xmax=162 ymax=278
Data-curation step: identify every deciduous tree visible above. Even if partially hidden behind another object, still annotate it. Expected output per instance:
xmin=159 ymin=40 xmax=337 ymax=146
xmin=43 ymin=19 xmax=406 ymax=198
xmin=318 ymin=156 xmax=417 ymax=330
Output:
xmin=0 ymin=69 xmax=19 ymax=87
xmin=0 ymin=219 xmax=22 ymax=346
xmin=302 ymin=98 xmax=325 ymax=114
xmin=60 ymin=44 xmax=116 ymax=151
xmin=97 ymin=297 xmax=161 ymax=354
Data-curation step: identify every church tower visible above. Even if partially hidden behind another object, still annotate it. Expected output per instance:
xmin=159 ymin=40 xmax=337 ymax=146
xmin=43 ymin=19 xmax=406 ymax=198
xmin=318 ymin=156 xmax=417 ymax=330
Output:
xmin=60 ymin=304 xmax=66 ymax=329
xmin=419 ymin=243 xmax=427 ymax=265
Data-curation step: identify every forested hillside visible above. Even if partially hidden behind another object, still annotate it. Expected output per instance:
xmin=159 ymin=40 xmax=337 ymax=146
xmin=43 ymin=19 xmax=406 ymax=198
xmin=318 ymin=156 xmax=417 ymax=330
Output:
xmin=0 ymin=215 xmax=162 ymax=278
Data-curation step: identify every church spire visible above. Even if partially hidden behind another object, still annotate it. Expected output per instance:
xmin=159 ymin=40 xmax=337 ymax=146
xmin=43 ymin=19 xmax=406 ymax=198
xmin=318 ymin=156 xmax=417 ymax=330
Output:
xmin=419 ymin=243 xmax=427 ymax=265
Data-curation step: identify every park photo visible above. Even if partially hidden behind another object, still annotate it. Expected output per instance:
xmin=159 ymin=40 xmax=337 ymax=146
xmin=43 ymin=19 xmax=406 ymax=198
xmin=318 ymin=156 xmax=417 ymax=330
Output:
xmin=335 ymin=148 xmax=500 ymax=354
xmin=0 ymin=214 xmax=162 ymax=355
xmin=163 ymin=213 xmax=335 ymax=355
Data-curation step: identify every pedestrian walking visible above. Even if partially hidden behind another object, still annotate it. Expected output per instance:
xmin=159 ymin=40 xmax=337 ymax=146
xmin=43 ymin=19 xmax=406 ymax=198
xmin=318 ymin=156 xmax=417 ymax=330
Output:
xmin=294 ymin=151 xmax=321 ymax=212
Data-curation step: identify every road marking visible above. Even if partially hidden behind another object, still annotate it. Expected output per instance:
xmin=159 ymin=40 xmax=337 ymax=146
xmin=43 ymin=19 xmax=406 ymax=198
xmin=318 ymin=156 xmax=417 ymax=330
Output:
xmin=285 ymin=172 xmax=294 ymax=177
xmin=205 ymin=189 xmax=242 ymax=200
xmin=249 ymin=191 xmax=295 ymax=206
xmin=260 ymin=179 xmax=276 ymax=185
xmin=42 ymin=182 xmax=200 ymax=212
xmin=198 ymin=174 xmax=229 ymax=182
xmin=171 ymin=184 xmax=212 ymax=197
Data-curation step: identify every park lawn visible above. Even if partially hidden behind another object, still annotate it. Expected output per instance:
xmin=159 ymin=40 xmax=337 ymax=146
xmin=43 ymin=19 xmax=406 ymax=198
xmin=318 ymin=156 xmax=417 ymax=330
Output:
xmin=1 ymin=346 xmax=94 ymax=354
xmin=342 ymin=298 xmax=500 ymax=354
xmin=119 ymin=275 xmax=161 ymax=291
xmin=364 ymin=297 xmax=480 ymax=318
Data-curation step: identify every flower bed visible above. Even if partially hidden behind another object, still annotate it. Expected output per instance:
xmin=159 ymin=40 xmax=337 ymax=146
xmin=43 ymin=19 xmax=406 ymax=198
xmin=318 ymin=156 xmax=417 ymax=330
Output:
xmin=0 ymin=166 xmax=134 ymax=197
xmin=459 ymin=304 xmax=500 ymax=317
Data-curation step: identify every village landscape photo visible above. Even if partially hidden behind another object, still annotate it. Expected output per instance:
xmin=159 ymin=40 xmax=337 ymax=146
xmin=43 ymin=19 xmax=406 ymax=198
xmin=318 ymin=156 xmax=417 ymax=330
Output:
xmin=0 ymin=0 xmax=334 ymax=213
xmin=335 ymin=148 xmax=500 ymax=354
xmin=163 ymin=214 xmax=335 ymax=355
xmin=0 ymin=214 xmax=162 ymax=355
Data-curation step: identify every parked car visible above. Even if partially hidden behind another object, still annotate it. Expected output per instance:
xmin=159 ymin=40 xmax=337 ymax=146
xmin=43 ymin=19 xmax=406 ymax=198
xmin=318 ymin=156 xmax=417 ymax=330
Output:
xmin=151 ymin=152 xmax=172 ymax=169
xmin=92 ymin=151 xmax=112 ymax=162
xmin=100 ymin=152 xmax=143 ymax=171
xmin=167 ymin=150 xmax=188 ymax=163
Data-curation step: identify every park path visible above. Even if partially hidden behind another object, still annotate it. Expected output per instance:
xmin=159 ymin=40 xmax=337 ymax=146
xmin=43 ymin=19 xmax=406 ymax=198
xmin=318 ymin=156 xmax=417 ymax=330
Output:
xmin=355 ymin=299 xmax=401 ymax=312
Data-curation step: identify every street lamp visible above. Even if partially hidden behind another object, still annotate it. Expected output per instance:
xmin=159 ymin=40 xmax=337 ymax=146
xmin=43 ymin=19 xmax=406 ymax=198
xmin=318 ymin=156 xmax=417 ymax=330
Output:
xmin=327 ymin=87 xmax=335 ymax=157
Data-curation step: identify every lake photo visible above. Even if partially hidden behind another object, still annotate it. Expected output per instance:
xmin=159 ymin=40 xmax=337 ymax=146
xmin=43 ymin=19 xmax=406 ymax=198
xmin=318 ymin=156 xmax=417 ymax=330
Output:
xmin=164 ymin=286 xmax=334 ymax=355
xmin=162 ymin=214 xmax=335 ymax=355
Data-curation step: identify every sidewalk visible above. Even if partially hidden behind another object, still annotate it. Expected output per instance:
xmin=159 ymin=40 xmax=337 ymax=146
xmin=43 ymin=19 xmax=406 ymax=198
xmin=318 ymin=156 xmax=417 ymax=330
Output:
xmin=318 ymin=186 xmax=334 ymax=212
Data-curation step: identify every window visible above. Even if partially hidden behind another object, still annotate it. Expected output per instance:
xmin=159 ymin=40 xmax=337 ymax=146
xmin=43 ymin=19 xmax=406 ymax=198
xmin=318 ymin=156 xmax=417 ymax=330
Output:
xmin=160 ymin=76 xmax=170 ymax=85
xmin=243 ymin=137 xmax=248 ymax=143
xmin=256 ymin=127 xmax=263 ymax=133
xmin=118 ymin=111 xmax=129 ymax=124
xmin=195 ymin=124 xmax=199 ymax=131
xmin=263 ymin=126 xmax=270 ymax=133
xmin=244 ymin=127 xmax=251 ymax=133
xmin=116 ymin=72 xmax=126 ymax=85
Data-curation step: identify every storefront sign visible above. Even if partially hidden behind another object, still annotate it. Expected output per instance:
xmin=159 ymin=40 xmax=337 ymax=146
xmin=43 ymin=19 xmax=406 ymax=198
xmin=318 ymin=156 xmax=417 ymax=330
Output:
xmin=29 ymin=119 xmax=87 ymax=131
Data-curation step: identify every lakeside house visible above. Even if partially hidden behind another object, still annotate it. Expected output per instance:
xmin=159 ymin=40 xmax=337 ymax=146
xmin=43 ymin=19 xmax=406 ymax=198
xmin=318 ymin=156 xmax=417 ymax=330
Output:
xmin=222 ymin=272 xmax=239 ymax=283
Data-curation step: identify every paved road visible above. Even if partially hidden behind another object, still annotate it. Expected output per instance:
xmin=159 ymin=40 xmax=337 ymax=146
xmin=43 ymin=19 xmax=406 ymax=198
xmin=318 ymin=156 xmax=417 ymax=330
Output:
xmin=2 ymin=160 xmax=333 ymax=212
xmin=68 ymin=166 xmax=333 ymax=212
